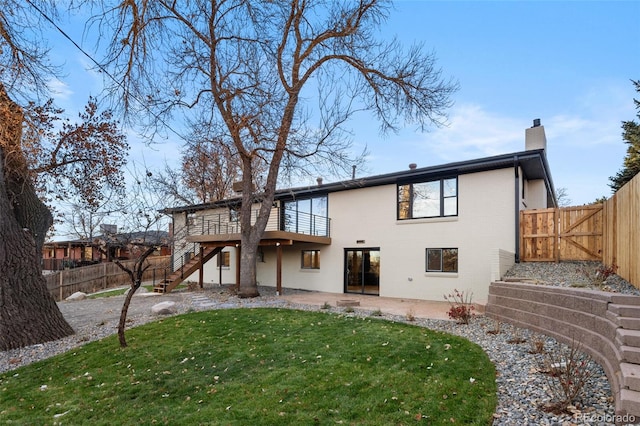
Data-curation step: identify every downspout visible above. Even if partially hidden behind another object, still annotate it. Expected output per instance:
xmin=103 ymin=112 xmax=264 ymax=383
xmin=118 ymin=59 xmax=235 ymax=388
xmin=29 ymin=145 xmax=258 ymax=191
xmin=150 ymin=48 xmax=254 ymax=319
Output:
xmin=514 ymin=156 xmax=520 ymax=263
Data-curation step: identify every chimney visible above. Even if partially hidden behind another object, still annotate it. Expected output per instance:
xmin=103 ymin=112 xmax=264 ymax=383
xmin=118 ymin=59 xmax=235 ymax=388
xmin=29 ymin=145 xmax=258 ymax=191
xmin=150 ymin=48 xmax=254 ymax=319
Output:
xmin=525 ymin=118 xmax=547 ymax=151
xmin=409 ymin=163 xmax=417 ymax=170
xmin=316 ymin=177 xmax=323 ymax=185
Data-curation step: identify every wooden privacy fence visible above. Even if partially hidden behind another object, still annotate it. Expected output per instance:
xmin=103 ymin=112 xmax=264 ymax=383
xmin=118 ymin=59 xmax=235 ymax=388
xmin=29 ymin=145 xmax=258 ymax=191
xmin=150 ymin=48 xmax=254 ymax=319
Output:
xmin=521 ymin=172 xmax=639 ymax=288
xmin=603 ymin=173 xmax=640 ymax=288
xmin=44 ymin=255 xmax=171 ymax=301
xmin=520 ymin=205 xmax=604 ymax=262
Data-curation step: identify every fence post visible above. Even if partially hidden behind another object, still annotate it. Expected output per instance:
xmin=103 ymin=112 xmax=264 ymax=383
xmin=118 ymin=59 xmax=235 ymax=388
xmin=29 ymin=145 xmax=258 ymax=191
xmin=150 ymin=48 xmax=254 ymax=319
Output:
xmin=555 ymin=208 xmax=560 ymax=263
xmin=103 ymin=262 xmax=107 ymax=290
xmin=59 ymin=271 xmax=63 ymax=300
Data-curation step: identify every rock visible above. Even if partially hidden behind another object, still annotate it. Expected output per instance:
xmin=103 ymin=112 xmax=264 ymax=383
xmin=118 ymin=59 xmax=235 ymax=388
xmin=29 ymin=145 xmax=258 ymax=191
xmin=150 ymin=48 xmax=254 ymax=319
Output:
xmin=151 ymin=301 xmax=177 ymax=315
xmin=66 ymin=291 xmax=87 ymax=301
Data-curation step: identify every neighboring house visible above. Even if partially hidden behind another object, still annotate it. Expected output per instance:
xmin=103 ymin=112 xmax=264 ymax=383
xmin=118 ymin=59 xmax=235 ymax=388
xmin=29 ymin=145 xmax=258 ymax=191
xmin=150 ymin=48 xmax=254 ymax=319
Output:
xmin=162 ymin=120 xmax=556 ymax=303
xmin=42 ymin=230 xmax=171 ymax=271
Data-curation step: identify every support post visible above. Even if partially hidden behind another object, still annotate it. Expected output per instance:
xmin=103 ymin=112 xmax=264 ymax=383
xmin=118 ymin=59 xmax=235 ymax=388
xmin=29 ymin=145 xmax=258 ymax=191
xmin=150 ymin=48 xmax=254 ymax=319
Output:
xmin=235 ymin=245 xmax=241 ymax=291
xmin=199 ymin=245 xmax=204 ymax=289
xmin=276 ymin=243 xmax=282 ymax=295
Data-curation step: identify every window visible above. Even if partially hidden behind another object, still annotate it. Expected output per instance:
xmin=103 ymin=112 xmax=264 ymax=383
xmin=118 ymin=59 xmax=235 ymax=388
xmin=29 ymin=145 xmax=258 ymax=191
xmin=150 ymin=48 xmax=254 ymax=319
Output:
xmin=398 ymin=177 xmax=457 ymax=219
xmin=229 ymin=207 xmax=240 ymax=223
xmin=301 ymin=250 xmax=320 ymax=269
xmin=217 ymin=251 xmax=230 ymax=268
xmin=187 ymin=212 xmax=196 ymax=226
xmin=426 ymin=248 xmax=458 ymax=272
xmin=284 ymin=195 xmax=328 ymax=236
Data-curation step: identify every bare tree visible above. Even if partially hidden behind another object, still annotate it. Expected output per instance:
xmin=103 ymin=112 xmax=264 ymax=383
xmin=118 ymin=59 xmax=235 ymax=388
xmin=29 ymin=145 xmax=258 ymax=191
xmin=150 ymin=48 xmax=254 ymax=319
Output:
xmin=0 ymin=1 xmax=131 ymax=349
xmin=151 ymin=134 xmax=243 ymax=206
xmin=181 ymin=139 xmax=240 ymax=204
xmin=107 ymin=163 xmax=170 ymax=347
xmin=0 ymin=1 xmax=74 ymax=349
xmin=0 ymin=83 xmax=74 ymax=350
xmin=555 ymin=187 xmax=572 ymax=207
xmin=96 ymin=0 xmax=457 ymax=297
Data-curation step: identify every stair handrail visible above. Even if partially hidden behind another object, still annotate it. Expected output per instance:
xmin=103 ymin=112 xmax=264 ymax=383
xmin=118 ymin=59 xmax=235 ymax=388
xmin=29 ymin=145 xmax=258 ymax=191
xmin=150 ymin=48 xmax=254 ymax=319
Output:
xmin=170 ymin=222 xmax=200 ymax=278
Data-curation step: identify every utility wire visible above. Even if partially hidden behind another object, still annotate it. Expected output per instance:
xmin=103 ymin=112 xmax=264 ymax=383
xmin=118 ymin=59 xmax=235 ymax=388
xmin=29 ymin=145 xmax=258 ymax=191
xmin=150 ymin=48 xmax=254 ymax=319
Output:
xmin=25 ymin=0 xmax=188 ymax=142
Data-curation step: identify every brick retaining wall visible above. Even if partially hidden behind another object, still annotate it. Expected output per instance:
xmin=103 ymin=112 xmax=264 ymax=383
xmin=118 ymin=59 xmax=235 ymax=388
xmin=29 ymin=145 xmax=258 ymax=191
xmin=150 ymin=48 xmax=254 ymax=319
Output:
xmin=486 ymin=281 xmax=640 ymax=418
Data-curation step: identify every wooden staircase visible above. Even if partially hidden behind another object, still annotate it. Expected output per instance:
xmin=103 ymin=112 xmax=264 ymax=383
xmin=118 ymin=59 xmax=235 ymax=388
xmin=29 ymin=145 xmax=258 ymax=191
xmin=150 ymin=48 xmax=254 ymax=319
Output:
xmin=153 ymin=246 xmax=222 ymax=293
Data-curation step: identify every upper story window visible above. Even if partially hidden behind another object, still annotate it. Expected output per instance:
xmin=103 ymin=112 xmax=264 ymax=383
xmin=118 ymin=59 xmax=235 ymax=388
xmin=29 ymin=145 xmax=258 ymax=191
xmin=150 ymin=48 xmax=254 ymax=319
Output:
xmin=398 ymin=177 xmax=457 ymax=220
xmin=284 ymin=195 xmax=328 ymax=236
xmin=229 ymin=206 xmax=240 ymax=223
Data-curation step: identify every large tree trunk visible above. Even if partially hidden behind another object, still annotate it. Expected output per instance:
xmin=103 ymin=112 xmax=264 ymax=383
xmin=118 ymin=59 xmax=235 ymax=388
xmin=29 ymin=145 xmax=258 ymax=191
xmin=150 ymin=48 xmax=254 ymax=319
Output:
xmin=0 ymin=83 xmax=74 ymax=351
xmin=238 ymin=232 xmax=260 ymax=298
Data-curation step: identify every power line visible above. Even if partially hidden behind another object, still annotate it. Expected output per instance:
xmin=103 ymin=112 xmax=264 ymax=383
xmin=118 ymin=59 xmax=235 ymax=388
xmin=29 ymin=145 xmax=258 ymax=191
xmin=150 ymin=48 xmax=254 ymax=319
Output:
xmin=25 ymin=0 xmax=188 ymax=142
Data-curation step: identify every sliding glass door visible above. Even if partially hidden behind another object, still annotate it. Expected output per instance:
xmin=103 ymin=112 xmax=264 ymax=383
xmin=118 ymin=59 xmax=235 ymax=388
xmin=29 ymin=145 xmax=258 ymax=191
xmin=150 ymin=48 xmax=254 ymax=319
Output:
xmin=344 ymin=249 xmax=380 ymax=295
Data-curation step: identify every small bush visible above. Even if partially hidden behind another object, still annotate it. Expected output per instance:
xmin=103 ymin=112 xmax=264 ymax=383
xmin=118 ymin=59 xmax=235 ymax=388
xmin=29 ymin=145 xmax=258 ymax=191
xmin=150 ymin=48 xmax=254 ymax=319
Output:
xmin=444 ymin=289 xmax=475 ymax=324
xmin=507 ymin=328 xmax=527 ymax=344
xmin=406 ymin=309 xmax=416 ymax=322
xmin=538 ymin=339 xmax=596 ymax=413
xmin=486 ymin=319 xmax=501 ymax=335
xmin=529 ymin=338 xmax=546 ymax=354
xmin=577 ymin=263 xmax=618 ymax=288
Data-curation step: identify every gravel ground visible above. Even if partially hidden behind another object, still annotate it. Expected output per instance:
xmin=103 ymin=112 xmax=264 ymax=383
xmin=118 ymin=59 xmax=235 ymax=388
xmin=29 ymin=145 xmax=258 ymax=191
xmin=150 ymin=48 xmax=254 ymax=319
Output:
xmin=2 ymin=261 xmax=638 ymax=425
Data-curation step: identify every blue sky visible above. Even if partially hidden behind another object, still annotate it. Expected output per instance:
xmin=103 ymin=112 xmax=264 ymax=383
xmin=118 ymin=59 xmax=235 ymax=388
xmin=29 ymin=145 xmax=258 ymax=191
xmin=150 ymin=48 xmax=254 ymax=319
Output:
xmin=46 ymin=1 xmax=639 ymax=208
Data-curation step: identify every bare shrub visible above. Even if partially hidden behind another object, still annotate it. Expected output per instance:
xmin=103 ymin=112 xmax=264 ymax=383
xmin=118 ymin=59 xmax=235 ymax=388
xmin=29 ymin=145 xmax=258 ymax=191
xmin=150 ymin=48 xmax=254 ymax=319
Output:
xmin=538 ymin=339 xmax=597 ymax=413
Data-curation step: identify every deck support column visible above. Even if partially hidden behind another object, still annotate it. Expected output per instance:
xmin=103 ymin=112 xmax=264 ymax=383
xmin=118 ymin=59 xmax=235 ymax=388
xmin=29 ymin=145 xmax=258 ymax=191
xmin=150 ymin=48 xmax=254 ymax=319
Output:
xmin=276 ymin=243 xmax=282 ymax=295
xmin=198 ymin=245 xmax=204 ymax=289
xmin=235 ymin=244 xmax=241 ymax=291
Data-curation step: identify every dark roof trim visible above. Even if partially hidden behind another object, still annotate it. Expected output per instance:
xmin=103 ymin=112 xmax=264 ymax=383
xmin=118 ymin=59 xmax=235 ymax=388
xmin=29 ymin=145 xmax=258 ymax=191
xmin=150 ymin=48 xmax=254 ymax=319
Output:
xmin=162 ymin=149 xmax=556 ymax=214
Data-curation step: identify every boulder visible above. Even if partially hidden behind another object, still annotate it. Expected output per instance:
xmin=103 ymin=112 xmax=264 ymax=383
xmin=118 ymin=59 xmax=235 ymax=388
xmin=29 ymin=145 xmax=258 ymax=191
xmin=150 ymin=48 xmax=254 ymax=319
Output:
xmin=66 ymin=291 xmax=87 ymax=301
xmin=151 ymin=301 xmax=177 ymax=315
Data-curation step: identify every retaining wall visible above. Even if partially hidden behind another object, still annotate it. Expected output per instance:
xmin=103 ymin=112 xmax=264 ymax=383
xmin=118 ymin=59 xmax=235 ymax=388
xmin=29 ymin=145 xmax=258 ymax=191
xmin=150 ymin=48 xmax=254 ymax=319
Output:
xmin=486 ymin=281 xmax=640 ymax=418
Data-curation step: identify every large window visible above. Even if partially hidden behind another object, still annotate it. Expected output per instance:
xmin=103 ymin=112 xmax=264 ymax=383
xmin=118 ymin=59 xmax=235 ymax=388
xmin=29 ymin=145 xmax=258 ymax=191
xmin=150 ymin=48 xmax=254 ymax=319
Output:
xmin=301 ymin=250 xmax=320 ymax=269
xmin=426 ymin=248 xmax=458 ymax=273
xmin=398 ymin=177 xmax=457 ymax=219
xmin=284 ymin=195 xmax=328 ymax=236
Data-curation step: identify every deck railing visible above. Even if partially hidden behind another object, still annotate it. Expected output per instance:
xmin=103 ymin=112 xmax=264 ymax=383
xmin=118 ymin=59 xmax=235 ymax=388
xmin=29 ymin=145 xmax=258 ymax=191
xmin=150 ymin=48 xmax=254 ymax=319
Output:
xmin=185 ymin=207 xmax=331 ymax=238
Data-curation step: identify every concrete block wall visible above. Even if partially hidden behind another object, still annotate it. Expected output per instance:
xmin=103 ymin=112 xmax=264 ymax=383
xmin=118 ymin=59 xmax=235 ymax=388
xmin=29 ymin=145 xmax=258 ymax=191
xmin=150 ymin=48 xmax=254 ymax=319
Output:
xmin=486 ymin=281 xmax=640 ymax=418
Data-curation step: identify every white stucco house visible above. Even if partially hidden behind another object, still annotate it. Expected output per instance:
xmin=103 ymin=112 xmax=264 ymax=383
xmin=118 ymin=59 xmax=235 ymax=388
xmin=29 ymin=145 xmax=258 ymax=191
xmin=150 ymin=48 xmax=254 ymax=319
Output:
xmin=161 ymin=120 xmax=556 ymax=304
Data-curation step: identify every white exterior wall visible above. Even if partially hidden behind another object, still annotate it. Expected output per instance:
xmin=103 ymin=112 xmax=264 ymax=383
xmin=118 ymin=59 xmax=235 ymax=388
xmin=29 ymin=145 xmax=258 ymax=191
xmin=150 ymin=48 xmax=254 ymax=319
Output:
xmin=183 ymin=248 xmax=238 ymax=285
xmin=524 ymin=179 xmax=548 ymax=209
xmin=254 ymin=167 xmax=518 ymax=303
xmin=189 ymin=167 xmax=549 ymax=303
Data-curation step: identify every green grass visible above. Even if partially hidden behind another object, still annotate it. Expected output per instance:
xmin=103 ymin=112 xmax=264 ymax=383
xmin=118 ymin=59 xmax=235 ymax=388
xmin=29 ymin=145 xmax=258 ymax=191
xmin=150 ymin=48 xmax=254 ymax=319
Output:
xmin=88 ymin=285 xmax=187 ymax=299
xmin=0 ymin=308 xmax=496 ymax=425
xmin=88 ymin=288 xmax=130 ymax=298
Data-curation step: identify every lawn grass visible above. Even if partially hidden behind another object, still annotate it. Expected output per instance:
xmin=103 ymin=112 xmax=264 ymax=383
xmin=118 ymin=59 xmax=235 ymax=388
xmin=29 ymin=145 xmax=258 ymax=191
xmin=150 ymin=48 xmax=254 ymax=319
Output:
xmin=87 ymin=288 xmax=130 ymax=298
xmin=0 ymin=308 xmax=496 ymax=425
xmin=88 ymin=285 xmax=186 ymax=299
